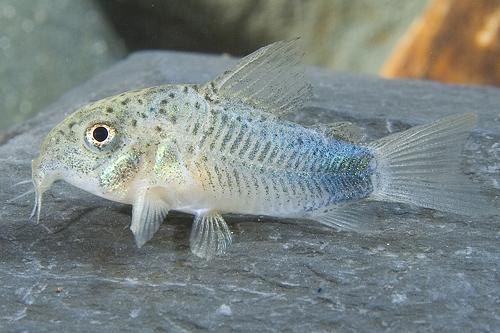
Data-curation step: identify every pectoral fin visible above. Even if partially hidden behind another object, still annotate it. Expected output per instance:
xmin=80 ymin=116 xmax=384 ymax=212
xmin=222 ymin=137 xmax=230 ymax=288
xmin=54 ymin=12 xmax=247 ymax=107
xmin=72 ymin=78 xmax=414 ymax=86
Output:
xmin=189 ymin=211 xmax=232 ymax=259
xmin=130 ymin=187 xmax=170 ymax=247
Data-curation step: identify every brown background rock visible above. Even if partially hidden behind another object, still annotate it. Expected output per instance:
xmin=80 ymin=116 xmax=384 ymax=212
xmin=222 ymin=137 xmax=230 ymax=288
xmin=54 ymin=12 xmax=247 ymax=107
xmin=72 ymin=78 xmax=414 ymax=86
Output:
xmin=381 ymin=0 xmax=500 ymax=86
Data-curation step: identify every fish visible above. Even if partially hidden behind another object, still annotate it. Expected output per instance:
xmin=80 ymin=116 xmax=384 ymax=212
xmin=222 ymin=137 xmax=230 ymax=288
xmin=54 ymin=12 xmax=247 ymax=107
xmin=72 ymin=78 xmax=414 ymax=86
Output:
xmin=30 ymin=40 xmax=496 ymax=259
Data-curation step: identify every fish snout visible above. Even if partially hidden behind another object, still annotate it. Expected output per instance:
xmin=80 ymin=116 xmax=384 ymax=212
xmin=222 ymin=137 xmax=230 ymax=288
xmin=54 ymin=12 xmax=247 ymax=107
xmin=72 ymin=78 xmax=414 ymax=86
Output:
xmin=31 ymin=158 xmax=58 ymax=192
xmin=30 ymin=157 xmax=60 ymax=223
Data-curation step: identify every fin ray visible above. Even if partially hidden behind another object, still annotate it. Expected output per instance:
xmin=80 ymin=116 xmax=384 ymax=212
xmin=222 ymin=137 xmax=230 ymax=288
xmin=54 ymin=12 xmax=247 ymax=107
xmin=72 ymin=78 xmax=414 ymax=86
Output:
xmin=130 ymin=187 xmax=170 ymax=247
xmin=202 ymin=39 xmax=312 ymax=116
xmin=190 ymin=211 xmax=232 ymax=259
xmin=311 ymin=203 xmax=376 ymax=233
xmin=368 ymin=113 xmax=497 ymax=216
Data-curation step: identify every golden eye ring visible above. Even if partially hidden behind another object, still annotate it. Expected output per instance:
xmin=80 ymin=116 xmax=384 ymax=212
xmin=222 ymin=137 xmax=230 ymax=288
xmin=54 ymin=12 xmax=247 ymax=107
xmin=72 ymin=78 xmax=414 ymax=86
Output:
xmin=85 ymin=123 xmax=116 ymax=149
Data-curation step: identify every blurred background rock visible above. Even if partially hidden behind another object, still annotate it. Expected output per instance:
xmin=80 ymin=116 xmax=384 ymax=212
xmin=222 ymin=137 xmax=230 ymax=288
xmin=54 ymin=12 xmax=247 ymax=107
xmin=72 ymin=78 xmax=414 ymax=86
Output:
xmin=0 ymin=0 xmax=125 ymax=132
xmin=1 ymin=0 xmax=498 ymax=133
xmin=381 ymin=0 xmax=500 ymax=86
xmin=97 ymin=0 xmax=427 ymax=72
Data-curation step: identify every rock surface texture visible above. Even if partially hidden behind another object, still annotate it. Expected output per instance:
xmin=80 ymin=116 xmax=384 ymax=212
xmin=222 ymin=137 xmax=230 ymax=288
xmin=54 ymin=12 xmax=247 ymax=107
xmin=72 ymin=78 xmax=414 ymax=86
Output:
xmin=1 ymin=51 xmax=499 ymax=332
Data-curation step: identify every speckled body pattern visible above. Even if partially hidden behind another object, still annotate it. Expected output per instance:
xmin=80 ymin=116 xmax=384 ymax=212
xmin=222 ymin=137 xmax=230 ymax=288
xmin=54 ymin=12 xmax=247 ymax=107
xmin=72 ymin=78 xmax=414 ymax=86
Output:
xmin=144 ymin=85 xmax=371 ymax=217
xmin=35 ymin=85 xmax=374 ymax=218
xmin=32 ymin=40 xmax=488 ymax=258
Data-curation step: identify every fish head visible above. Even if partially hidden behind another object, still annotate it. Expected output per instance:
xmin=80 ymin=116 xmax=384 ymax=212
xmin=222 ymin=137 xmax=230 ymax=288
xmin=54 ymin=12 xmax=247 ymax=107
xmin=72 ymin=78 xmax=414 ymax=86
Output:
xmin=31 ymin=94 xmax=146 ymax=221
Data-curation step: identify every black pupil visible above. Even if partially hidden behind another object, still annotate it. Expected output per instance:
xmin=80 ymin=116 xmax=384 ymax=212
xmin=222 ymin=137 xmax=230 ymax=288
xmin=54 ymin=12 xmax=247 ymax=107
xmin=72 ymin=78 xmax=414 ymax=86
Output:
xmin=93 ymin=126 xmax=108 ymax=142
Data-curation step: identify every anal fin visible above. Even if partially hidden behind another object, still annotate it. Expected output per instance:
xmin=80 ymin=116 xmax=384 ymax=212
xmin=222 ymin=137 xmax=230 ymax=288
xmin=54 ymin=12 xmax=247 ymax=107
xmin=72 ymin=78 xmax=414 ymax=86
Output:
xmin=130 ymin=187 xmax=170 ymax=248
xmin=311 ymin=203 xmax=376 ymax=233
xmin=190 ymin=211 xmax=232 ymax=259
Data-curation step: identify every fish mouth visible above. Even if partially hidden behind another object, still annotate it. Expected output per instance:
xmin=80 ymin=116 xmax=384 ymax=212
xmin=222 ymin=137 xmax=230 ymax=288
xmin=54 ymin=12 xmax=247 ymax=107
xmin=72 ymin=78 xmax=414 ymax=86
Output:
xmin=31 ymin=158 xmax=59 ymax=224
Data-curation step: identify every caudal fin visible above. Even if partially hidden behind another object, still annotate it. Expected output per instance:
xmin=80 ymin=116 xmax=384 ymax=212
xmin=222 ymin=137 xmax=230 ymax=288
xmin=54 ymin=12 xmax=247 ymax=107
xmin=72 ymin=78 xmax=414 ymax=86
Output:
xmin=368 ymin=113 xmax=496 ymax=216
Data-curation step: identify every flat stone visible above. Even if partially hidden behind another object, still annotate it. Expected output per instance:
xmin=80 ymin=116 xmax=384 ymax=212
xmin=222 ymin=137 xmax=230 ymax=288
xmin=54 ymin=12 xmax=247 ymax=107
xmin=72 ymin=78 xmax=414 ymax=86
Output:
xmin=1 ymin=51 xmax=499 ymax=332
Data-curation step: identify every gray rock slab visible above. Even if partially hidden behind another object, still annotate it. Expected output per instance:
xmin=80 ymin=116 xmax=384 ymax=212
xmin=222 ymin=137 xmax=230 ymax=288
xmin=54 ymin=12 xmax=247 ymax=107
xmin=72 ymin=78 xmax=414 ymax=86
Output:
xmin=1 ymin=50 xmax=499 ymax=333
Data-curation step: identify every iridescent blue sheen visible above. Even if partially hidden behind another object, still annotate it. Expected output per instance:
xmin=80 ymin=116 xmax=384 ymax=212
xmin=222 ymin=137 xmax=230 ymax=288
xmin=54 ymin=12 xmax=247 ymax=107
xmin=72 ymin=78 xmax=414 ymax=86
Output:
xmin=184 ymin=99 xmax=375 ymax=216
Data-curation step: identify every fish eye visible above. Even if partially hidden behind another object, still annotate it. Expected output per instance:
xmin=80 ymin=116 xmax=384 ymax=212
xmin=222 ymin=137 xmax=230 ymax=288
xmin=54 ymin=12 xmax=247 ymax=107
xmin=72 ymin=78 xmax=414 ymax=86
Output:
xmin=93 ymin=126 xmax=108 ymax=142
xmin=85 ymin=123 xmax=116 ymax=150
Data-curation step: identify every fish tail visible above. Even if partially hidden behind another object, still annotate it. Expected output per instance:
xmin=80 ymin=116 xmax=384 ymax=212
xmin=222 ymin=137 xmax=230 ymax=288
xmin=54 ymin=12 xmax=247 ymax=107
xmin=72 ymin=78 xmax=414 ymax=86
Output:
xmin=368 ymin=113 xmax=496 ymax=216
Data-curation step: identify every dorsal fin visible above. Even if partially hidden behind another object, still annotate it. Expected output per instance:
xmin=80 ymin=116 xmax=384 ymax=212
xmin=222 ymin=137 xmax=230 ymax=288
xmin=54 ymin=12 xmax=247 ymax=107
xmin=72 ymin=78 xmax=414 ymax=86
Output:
xmin=201 ymin=39 xmax=312 ymax=116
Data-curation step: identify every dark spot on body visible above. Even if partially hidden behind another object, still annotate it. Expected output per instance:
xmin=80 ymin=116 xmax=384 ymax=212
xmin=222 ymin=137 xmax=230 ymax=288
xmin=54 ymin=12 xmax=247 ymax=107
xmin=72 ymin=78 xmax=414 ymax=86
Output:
xmin=195 ymin=102 xmax=201 ymax=109
xmin=149 ymin=107 xmax=155 ymax=112
xmin=160 ymin=99 xmax=168 ymax=105
xmin=169 ymin=93 xmax=175 ymax=98
xmin=106 ymin=107 xmax=113 ymax=113
xmin=159 ymin=108 xmax=166 ymax=114
xmin=121 ymin=98 xmax=130 ymax=106
xmin=131 ymin=119 xmax=137 ymax=127
xmin=138 ymin=99 xmax=143 ymax=105
xmin=209 ymin=81 xmax=218 ymax=93
xmin=187 ymin=145 xmax=194 ymax=154
xmin=192 ymin=123 xmax=200 ymax=135
xmin=155 ymin=126 xmax=162 ymax=132
xmin=236 ymin=116 xmax=241 ymax=121
xmin=169 ymin=115 xmax=177 ymax=123
xmin=68 ymin=122 xmax=76 ymax=129
xmin=183 ymin=86 xmax=188 ymax=93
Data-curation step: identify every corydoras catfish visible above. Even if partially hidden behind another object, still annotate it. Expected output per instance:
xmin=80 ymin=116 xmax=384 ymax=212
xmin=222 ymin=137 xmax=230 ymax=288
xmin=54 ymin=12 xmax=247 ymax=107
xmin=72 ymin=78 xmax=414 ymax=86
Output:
xmin=30 ymin=40 xmax=496 ymax=259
